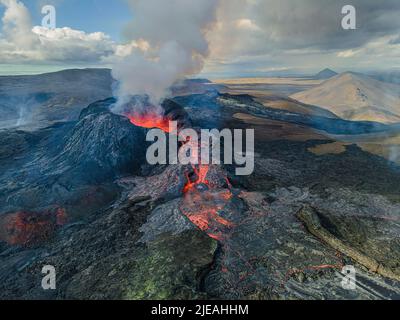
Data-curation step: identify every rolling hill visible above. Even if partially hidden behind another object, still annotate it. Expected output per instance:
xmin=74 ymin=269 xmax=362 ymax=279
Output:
xmin=0 ymin=68 xmax=113 ymax=130
xmin=291 ymin=72 xmax=400 ymax=123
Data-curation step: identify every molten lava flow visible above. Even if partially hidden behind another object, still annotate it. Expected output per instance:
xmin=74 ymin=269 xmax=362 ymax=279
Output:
xmin=0 ymin=208 xmax=67 ymax=246
xmin=125 ymin=109 xmax=172 ymax=133
xmin=127 ymin=108 xmax=235 ymax=242
xmin=181 ymin=165 xmax=235 ymax=241
xmin=182 ymin=165 xmax=210 ymax=193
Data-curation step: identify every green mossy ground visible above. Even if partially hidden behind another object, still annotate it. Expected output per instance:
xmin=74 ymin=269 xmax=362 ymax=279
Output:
xmin=125 ymin=230 xmax=218 ymax=300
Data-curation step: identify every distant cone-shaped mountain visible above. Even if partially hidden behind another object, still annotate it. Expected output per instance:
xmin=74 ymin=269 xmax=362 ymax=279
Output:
xmin=314 ymin=68 xmax=338 ymax=79
xmin=292 ymin=72 xmax=400 ymax=123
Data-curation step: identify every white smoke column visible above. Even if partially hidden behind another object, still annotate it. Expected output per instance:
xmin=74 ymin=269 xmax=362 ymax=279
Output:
xmin=112 ymin=0 xmax=220 ymax=106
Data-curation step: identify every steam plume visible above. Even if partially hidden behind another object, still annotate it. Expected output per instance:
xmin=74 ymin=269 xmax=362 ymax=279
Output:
xmin=112 ymin=0 xmax=220 ymax=106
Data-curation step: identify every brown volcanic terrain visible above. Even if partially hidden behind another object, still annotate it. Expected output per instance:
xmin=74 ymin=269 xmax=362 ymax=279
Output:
xmin=213 ymin=74 xmax=400 ymax=164
xmin=214 ymin=77 xmax=339 ymax=118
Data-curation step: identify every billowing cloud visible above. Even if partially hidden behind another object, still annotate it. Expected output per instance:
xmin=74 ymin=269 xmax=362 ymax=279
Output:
xmin=210 ymin=0 xmax=400 ymax=54
xmin=1 ymin=0 xmax=36 ymax=48
xmin=205 ymin=0 xmax=400 ymax=74
xmin=30 ymin=26 xmax=115 ymax=62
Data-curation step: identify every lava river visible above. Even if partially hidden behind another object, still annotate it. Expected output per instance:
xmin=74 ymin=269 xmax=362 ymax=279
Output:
xmin=125 ymin=110 xmax=236 ymax=241
xmin=180 ymin=164 xmax=235 ymax=241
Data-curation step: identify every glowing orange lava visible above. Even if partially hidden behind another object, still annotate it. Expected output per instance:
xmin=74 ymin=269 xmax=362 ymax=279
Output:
xmin=181 ymin=164 xmax=235 ymax=241
xmin=183 ymin=165 xmax=210 ymax=193
xmin=282 ymin=252 xmax=345 ymax=287
xmin=125 ymin=111 xmax=172 ymax=133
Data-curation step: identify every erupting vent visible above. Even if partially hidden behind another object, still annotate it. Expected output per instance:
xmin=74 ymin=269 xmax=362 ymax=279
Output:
xmin=123 ymin=98 xmax=191 ymax=133
xmin=125 ymin=108 xmax=172 ymax=133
